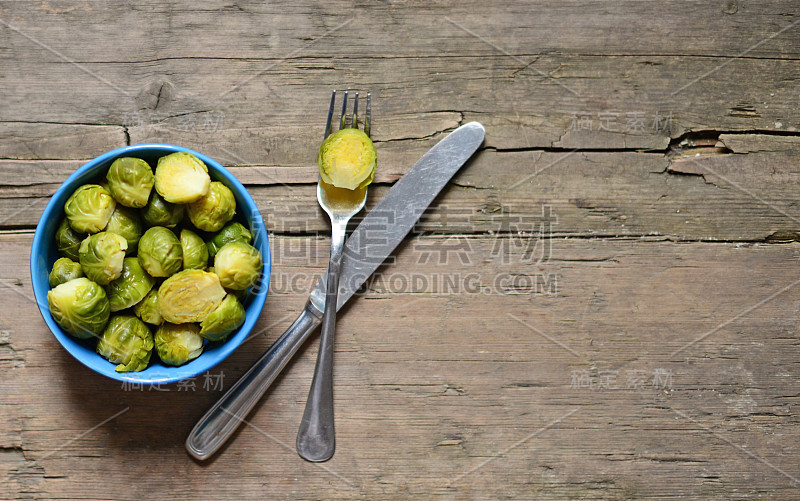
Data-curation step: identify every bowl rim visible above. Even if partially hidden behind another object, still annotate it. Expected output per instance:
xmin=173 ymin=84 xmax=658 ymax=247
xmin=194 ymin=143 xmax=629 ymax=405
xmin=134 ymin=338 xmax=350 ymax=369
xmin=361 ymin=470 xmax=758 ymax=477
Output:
xmin=30 ymin=143 xmax=271 ymax=384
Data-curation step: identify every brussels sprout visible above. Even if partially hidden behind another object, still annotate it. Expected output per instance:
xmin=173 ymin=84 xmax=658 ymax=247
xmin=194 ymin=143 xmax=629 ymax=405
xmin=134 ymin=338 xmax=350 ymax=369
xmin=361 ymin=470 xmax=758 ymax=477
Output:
xmin=106 ymin=257 xmax=155 ymax=312
xmin=78 ymin=232 xmax=128 ymax=285
xmin=105 ymin=206 xmax=144 ymax=255
xmin=96 ymin=315 xmax=153 ymax=372
xmin=48 ymin=257 xmax=84 ymax=287
xmin=186 ymin=181 xmax=236 ymax=232
xmin=142 ymin=191 xmax=184 ymax=228
xmin=180 ymin=229 xmax=209 ymax=270
xmin=55 ymin=218 xmax=84 ymax=261
xmin=47 ymin=277 xmax=110 ymax=339
xmin=106 ymin=157 xmax=154 ymax=208
xmin=133 ymin=289 xmax=163 ymax=325
xmin=154 ymin=152 xmax=210 ymax=203
xmin=214 ymin=241 xmax=262 ymax=290
xmin=154 ymin=322 xmax=204 ymax=366
xmin=199 ymin=294 xmax=245 ymax=342
xmin=207 ymin=222 xmax=252 ymax=257
xmin=157 ymin=269 xmax=226 ymax=323
xmin=318 ymin=128 xmax=377 ymax=190
xmin=137 ymin=226 xmax=183 ymax=277
xmin=64 ymin=184 xmax=116 ymax=233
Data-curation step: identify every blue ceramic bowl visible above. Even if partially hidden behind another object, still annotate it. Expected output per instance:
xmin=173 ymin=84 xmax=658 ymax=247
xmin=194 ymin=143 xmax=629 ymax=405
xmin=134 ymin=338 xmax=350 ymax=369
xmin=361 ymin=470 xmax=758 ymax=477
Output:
xmin=30 ymin=144 xmax=271 ymax=384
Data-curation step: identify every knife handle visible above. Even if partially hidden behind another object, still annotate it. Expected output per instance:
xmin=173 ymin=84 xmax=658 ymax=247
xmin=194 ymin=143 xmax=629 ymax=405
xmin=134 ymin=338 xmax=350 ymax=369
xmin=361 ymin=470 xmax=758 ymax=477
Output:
xmin=185 ymin=301 xmax=322 ymax=460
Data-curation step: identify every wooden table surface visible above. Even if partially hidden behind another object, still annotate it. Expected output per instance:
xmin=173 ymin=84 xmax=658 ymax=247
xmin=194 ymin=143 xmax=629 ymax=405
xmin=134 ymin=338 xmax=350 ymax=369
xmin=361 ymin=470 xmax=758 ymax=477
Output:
xmin=2 ymin=1 xmax=800 ymax=499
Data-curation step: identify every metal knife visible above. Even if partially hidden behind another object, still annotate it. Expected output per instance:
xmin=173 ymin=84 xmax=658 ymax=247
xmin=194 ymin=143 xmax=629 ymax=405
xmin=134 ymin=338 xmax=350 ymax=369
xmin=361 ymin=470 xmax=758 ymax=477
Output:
xmin=185 ymin=121 xmax=486 ymax=460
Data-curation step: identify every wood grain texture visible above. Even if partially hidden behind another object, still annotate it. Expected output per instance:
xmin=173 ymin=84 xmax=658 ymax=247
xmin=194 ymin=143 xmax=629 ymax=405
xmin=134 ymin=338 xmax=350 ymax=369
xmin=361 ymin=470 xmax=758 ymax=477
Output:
xmin=1 ymin=0 xmax=800 ymax=499
xmin=3 ymin=232 xmax=800 ymax=499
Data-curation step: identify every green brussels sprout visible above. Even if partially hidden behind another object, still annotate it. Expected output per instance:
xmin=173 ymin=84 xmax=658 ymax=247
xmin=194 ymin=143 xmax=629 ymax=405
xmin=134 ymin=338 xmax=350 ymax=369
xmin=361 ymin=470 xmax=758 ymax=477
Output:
xmin=157 ymin=269 xmax=226 ymax=323
xmin=105 ymin=157 xmax=154 ymax=208
xmin=105 ymin=206 xmax=144 ymax=255
xmin=186 ymin=181 xmax=236 ymax=232
xmin=318 ymin=128 xmax=377 ymax=190
xmin=199 ymin=294 xmax=245 ymax=342
xmin=154 ymin=152 xmax=211 ymax=203
xmin=106 ymin=257 xmax=155 ymax=312
xmin=55 ymin=218 xmax=84 ymax=261
xmin=180 ymin=229 xmax=209 ymax=270
xmin=78 ymin=232 xmax=128 ymax=285
xmin=64 ymin=184 xmax=116 ymax=233
xmin=47 ymin=277 xmax=110 ymax=339
xmin=142 ymin=191 xmax=184 ymax=229
xmin=137 ymin=226 xmax=183 ymax=277
xmin=154 ymin=322 xmax=204 ymax=366
xmin=214 ymin=241 xmax=262 ymax=290
xmin=207 ymin=222 xmax=252 ymax=258
xmin=48 ymin=257 xmax=84 ymax=287
xmin=133 ymin=289 xmax=163 ymax=325
xmin=96 ymin=315 xmax=153 ymax=372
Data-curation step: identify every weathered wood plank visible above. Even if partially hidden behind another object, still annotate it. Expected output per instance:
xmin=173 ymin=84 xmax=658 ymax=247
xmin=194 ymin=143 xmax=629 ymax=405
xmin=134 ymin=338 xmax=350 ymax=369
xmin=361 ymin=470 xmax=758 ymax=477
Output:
xmin=2 ymin=231 xmax=799 ymax=499
xmin=2 ymin=1 xmax=799 ymax=61
xmin=4 ymin=145 xmax=800 ymax=244
xmin=2 ymin=54 xmax=798 ymax=149
xmin=1 ymin=1 xmax=799 ymax=151
xmin=0 ymin=123 xmax=126 ymax=160
xmin=717 ymin=133 xmax=800 ymax=154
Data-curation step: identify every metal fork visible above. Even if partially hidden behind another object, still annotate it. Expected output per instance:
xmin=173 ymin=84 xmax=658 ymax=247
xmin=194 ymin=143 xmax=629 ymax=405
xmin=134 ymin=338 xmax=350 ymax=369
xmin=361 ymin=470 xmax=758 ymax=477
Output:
xmin=296 ymin=90 xmax=371 ymax=462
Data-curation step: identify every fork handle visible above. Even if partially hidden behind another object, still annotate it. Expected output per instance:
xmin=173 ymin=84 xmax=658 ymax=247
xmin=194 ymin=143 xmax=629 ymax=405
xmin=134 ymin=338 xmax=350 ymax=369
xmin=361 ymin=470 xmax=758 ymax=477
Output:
xmin=296 ymin=219 xmax=347 ymax=462
xmin=185 ymin=301 xmax=322 ymax=461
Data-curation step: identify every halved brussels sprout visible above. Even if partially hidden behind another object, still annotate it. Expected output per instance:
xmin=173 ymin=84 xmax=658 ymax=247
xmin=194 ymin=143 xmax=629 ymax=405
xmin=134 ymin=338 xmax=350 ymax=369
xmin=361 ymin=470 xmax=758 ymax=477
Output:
xmin=96 ymin=315 xmax=153 ymax=372
xmin=64 ymin=184 xmax=116 ymax=233
xmin=47 ymin=277 xmax=110 ymax=339
xmin=186 ymin=181 xmax=236 ymax=232
xmin=318 ymin=128 xmax=377 ymax=190
xmin=154 ymin=322 xmax=204 ymax=366
xmin=133 ymin=289 xmax=163 ymax=325
xmin=137 ymin=226 xmax=183 ymax=277
xmin=207 ymin=222 xmax=252 ymax=258
xmin=48 ymin=257 xmax=84 ymax=287
xmin=154 ymin=152 xmax=210 ymax=203
xmin=106 ymin=257 xmax=155 ymax=312
xmin=157 ymin=269 xmax=226 ymax=323
xmin=214 ymin=241 xmax=262 ymax=290
xmin=142 ymin=191 xmax=184 ymax=229
xmin=106 ymin=157 xmax=154 ymax=208
xmin=180 ymin=229 xmax=209 ymax=270
xmin=199 ymin=294 xmax=245 ymax=342
xmin=105 ymin=206 xmax=144 ymax=255
xmin=78 ymin=232 xmax=128 ymax=285
xmin=55 ymin=218 xmax=84 ymax=261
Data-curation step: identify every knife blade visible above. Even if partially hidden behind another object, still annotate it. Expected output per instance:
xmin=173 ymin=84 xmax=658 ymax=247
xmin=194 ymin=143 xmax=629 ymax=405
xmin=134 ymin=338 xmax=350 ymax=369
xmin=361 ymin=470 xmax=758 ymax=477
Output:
xmin=186 ymin=121 xmax=485 ymax=460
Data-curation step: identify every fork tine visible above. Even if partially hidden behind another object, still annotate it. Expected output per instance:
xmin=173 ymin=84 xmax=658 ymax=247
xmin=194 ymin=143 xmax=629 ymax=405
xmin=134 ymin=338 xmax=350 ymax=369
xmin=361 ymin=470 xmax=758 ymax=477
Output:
xmin=352 ymin=92 xmax=359 ymax=130
xmin=324 ymin=90 xmax=336 ymax=138
xmin=339 ymin=90 xmax=348 ymax=130
xmin=364 ymin=93 xmax=371 ymax=137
